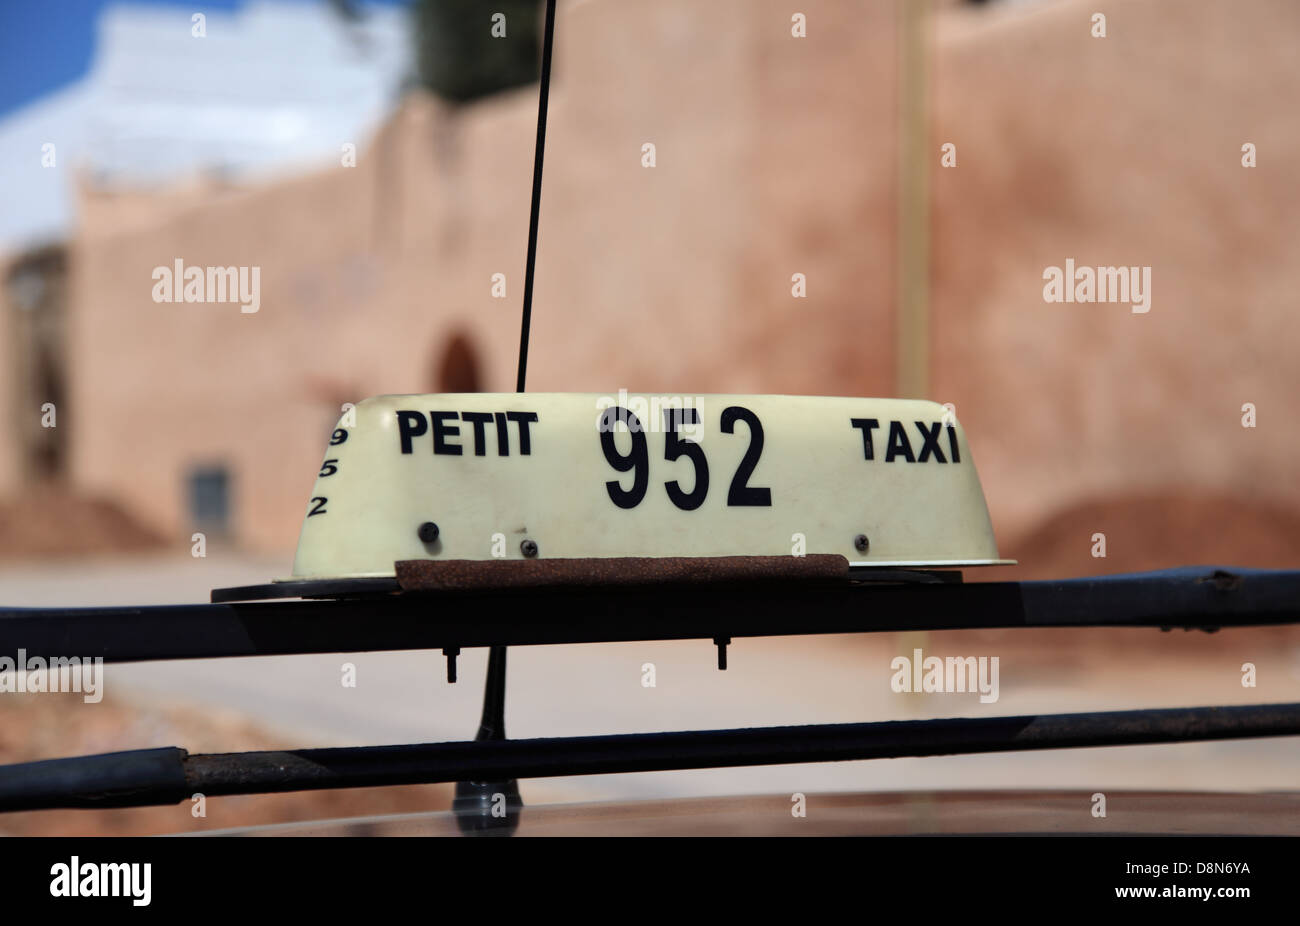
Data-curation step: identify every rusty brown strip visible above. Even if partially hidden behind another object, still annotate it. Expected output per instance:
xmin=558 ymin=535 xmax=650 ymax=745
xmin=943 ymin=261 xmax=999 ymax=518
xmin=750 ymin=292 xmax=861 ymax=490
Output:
xmin=395 ymin=554 xmax=849 ymax=592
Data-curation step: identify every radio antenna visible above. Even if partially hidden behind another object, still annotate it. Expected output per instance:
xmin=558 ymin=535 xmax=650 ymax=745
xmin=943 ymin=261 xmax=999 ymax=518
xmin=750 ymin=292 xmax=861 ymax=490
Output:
xmin=455 ymin=0 xmax=557 ymax=836
xmin=515 ymin=0 xmax=557 ymax=392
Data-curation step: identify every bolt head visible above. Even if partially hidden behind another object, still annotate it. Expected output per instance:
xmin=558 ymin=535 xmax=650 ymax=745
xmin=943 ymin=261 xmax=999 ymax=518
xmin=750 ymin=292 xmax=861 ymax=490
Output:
xmin=418 ymin=521 xmax=440 ymax=543
xmin=854 ymin=533 xmax=870 ymax=553
xmin=520 ymin=539 xmax=539 ymax=558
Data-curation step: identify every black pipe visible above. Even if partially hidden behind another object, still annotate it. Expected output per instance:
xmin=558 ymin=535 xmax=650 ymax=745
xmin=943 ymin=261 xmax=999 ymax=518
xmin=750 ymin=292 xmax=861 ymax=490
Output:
xmin=2 ymin=702 xmax=1296 ymax=812
xmin=1 ymin=567 xmax=1296 ymax=666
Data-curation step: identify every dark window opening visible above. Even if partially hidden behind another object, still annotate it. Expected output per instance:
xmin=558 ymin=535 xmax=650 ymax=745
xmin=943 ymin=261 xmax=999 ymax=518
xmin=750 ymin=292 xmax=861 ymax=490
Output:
xmin=188 ymin=465 xmax=231 ymax=536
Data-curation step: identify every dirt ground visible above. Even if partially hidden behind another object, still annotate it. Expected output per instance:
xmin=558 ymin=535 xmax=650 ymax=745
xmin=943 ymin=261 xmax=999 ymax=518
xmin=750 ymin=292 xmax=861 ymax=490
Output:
xmin=0 ymin=481 xmax=167 ymax=557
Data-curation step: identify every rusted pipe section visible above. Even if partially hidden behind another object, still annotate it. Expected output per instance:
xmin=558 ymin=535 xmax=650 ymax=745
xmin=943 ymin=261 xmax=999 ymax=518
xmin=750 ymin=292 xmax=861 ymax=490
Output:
xmin=395 ymin=554 xmax=849 ymax=591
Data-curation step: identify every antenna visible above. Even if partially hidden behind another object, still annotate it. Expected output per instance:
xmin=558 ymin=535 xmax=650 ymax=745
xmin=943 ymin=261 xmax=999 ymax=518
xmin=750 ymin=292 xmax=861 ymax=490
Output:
xmin=455 ymin=0 xmax=557 ymax=836
xmin=515 ymin=0 xmax=557 ymax=392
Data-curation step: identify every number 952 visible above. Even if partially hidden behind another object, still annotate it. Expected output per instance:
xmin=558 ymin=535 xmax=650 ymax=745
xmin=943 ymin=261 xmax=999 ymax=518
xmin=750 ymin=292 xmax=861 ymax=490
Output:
xmin=598 ymin=405 xmax=771 ymax=511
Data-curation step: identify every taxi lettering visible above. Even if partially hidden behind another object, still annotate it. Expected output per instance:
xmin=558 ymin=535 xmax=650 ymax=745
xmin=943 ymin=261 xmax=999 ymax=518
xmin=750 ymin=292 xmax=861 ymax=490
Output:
xmin=850 ymin=419 xmax=960 ymax=463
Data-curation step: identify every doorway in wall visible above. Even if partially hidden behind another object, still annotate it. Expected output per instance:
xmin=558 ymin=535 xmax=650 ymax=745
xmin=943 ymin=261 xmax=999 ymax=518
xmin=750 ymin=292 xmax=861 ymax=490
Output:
xmin=435 ymin=331 xmax=481 ymax=393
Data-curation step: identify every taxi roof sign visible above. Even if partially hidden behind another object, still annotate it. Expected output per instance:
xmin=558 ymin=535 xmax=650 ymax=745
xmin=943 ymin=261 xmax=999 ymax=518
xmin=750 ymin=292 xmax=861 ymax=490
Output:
xmin=287 ymin=392 xmax=1011 ymax=581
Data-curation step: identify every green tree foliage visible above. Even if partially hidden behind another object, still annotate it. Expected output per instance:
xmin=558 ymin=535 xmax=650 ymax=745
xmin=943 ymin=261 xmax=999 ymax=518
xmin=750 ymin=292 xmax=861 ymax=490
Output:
xmin=415 ymin=0 xmax=542 ymax=103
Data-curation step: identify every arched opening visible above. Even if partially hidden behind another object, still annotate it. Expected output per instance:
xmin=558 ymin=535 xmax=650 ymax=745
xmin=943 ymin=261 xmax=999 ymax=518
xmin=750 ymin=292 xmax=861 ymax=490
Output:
xmin=435 ymin=331 xmax=481 ymax=393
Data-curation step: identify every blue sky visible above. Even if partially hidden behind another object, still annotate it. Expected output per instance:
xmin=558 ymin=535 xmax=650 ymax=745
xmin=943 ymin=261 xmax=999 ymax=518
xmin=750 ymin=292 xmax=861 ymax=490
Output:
xmin=0 ymin=0 xmax=410 ymax=120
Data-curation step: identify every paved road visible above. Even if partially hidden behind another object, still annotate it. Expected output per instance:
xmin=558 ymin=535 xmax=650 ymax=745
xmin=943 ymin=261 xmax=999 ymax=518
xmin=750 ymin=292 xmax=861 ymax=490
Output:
xmin=2 ymin=553 xmax=1299 ymax=805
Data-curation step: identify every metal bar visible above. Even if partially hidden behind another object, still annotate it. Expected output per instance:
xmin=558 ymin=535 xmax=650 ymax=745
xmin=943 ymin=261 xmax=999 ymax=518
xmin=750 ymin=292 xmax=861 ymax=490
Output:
xmin=0 ymin=747 xmax=189 ymax=810
xmin=2 ymin=703 xmax=1296 ymax=811
xmin=0 ymin=566 xmax=1296 ymax=665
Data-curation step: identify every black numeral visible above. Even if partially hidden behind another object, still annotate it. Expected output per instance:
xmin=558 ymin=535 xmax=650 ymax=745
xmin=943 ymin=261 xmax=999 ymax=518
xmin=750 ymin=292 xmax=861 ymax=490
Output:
xmin=599 ymin=406 xmax=772 ymax=510
xmin=600 ymin=407 xmax=649 ymax=509
xmin=663 ymin=408 xmax=709 ymax=511
xmin=319 ymin=459 xmax=339 ymax=478
xmin=307 ymin=497 xmax=328 ymax=517
xmin=720 ymin=406 xmax=771 ymax=506
xmin=330 ymin=429 xmax=349 ymax=446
